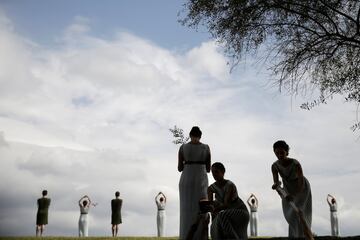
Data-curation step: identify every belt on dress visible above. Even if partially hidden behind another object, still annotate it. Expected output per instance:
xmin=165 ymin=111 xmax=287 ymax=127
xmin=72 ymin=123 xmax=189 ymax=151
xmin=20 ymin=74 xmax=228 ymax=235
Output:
xmin=158 ymin=209 xmax=165 ymax=211
xmin=184 ymin=161 xmax=206 ymax=165
xmin=80 ymin=213 xmax=88 ymax=215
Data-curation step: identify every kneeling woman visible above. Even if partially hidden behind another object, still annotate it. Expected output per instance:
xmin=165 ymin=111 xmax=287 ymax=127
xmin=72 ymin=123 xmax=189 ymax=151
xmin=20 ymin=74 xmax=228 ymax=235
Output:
xmin=208 ymin=162 xmax=249 ymax=240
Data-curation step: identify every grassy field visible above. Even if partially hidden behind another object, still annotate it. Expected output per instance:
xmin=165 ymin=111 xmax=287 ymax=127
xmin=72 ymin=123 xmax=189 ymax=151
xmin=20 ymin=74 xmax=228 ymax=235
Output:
xmin=0 ymin=237 xmax=359 ymax=240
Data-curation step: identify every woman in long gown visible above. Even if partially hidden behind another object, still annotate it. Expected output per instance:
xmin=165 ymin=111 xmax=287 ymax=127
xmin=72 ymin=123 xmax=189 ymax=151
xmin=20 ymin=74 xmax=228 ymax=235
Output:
xmin=178 ymin=126 xmax=211 ymax=239
xmin=327 ymin=194 xmax=340 ymax=236
xmin=155 ymin=192 xmax=166 ymax=237
xmin=78 ymin=195 xmax=96 ymax=237
xmin=247 ymin=193 xmax=258 ymax=237
xmin=271 ymin=140 xmax=312 ymax=238
xmin=208 ymin=162 xmax=249 ymax=240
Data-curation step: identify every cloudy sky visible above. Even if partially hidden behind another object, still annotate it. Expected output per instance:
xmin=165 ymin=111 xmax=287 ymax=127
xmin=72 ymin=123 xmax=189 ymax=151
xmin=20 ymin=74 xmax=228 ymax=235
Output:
xmin=0 ymin=0 xmax=360 ymax=237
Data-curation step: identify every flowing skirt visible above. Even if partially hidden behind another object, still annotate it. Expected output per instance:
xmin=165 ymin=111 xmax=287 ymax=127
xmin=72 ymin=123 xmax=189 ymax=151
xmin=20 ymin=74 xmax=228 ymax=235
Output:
xmin=282 ymin=177 xmax=312 ymax=238
xmin=330 ymin=211 xmax=339 ymax=236
xmin=211 ymin=208 xmax=249 ymax=240
xmin=79 ymin=214 xmax=89 ymax=237
xmin=157 ymin=210 xmax=166 ymax=237
xmin=179 ymin=164 xmax=208 ymax=239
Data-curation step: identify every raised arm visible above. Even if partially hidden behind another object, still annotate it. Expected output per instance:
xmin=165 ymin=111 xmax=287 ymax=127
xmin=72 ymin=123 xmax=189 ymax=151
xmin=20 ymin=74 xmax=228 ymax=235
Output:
xmin=178 ymin=145 xmax=184 ymax=172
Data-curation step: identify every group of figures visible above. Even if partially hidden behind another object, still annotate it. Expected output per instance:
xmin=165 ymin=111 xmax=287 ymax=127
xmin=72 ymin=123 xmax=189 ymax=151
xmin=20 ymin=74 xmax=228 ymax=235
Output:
xmin=35 ymin=126 xmax=340 ymax=239
xmin=36 ymin=191 xmax=123 ymax=237
xmin=177 ymin=126 xmax=340 ymax=240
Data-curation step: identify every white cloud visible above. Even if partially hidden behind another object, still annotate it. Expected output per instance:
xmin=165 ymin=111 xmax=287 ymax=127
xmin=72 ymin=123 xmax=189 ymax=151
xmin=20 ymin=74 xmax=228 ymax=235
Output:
xmin=0 ymin=11 xmax=360 ymax=237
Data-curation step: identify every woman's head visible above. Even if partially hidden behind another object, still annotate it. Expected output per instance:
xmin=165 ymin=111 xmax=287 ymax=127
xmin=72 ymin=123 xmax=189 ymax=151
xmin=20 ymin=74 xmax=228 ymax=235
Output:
xmin=251 ymin=198 xmax=256 ymax=204
xmin=42 ymin=190 xmax=48 ymax=196
xmin=189 ymin=126 xmax=202 ymax=141
xmin=211 ymin=162 xmax=225 ymax=181
xmin=160 ymin=197 xmax=164 ymax=202
xmin=273 ymin=140 xmax=290 ymax=160
xmin=83 ymin=200 xmax=88 ymax=207
xmin=115 ymin=191 xmax=120 ymax=197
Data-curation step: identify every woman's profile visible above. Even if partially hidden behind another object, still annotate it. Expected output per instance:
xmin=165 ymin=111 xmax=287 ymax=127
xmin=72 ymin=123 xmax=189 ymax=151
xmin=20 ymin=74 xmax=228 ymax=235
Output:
xmin=178 ymin=126 xmax=211 ymax=239
xmin=271 ymin=140 xmax=312 ymax=238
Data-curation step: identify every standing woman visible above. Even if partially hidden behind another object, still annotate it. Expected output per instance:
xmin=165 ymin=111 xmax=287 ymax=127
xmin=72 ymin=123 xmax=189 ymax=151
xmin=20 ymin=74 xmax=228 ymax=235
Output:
xmin=247 ymin=193 xmax=258 ymax=237
xmin=111 ymin=191 xmax=123 ymax=237
xmin=155 ymin=192 xmax=166 ymax=237
xmin=178 ymin=126 xmax=211 ymax=239
xmin=36 ymin=190 xmax=51 ymax=237
xmin=271 ymin=140 xmax=312 ymax=238
xmin=78 ymin=195 xmax=96 ymax=237
xmin=327 ymin=194 xmax=340 ymax=236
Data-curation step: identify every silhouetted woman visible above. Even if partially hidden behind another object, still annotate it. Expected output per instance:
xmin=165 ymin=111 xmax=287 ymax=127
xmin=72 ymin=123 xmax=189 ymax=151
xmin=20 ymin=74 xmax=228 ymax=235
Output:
xmin=155 ymin=192 xmax=166 ymax=237
xmin=36 ymin=190 xmax=51 ymax=237
xmin=327 ymin=194 xmax=339 ymax=236
xmin=78 ymin=195 xmax=96 ymax=237
xmin=178 ymin=126 xmax=211 ymax=239
xmin=271 ymin=140 xmax=312 ymax=238
xmin=111 ymin=191 xmax=123 ymax=237
xmin=208 ymin=162 xmax=249 ymax=240
xmin=247 ymin=193 xmax=258 ymax=237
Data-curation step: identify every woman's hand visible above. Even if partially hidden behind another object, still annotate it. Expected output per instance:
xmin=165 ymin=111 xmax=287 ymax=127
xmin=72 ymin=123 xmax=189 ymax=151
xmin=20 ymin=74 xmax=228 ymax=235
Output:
xmin=272 ymin=181 xmax=281 ymax=190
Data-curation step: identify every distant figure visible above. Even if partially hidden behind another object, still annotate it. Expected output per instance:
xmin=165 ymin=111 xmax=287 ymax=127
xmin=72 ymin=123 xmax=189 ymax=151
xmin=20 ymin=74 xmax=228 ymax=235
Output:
xmin=208 ymin=162 xmax=249 ymax=240
xmin=247 ymin=193 xmax=258 ymax=237
xmin=111 ymin=191 xmax=123 ymax=237
xmin=78 ymin=195 xmax=96 ymax=237
xmin=327 ymin=194 xmax=340 ymax=236
xmin=178 ymin=126 xmax=211 ymax=239
xmin=271 ymin=140 xmax=312 ymax=238
xmin=36 ymin=190 xmax=51 ymax=237
xmin=155 ymin=192 xmax=166 ymax=237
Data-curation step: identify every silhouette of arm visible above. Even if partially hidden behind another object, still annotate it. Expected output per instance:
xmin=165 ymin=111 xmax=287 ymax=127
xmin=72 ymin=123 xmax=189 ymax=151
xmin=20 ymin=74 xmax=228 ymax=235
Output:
xmin=247 ymin=195 xmax=252 ymax=205
xmin=178 ymin=145 xmax=184 ymax=172
xmin=271 ymin=164 xmax=281 ymax=189
xmin=205 ymin=146 xmax=211 ymax=173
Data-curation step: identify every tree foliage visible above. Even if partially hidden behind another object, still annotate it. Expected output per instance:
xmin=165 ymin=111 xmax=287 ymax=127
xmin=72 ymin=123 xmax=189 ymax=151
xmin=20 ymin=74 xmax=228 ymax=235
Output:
xmin=181 ymin=0 xmax=360 ymax=107
xmin=169 ymin=125 xmax=189 ymax=145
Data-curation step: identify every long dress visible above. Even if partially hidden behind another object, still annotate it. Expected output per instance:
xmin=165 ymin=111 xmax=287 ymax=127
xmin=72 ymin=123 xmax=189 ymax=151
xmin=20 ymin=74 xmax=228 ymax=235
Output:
xmin=78 ymin=204 xmax=90 ymax=237
xmin=156 ymin=201 xmax=166 ymax=237
xmin=111 ymin=198 xmax=123 ymax=225
xmin=272 ymin=158 xmax=312 ymax=238
xmin=36 ymin=197 xmax=51 ymax=225
xmin=330 ymin=203 xmax=340 ymax=236
xmin=179 ymin=142 xmax=210 ymax=239
xmin=209 ymin=180 xmax=249 ymax=240
xmin=249 ymin=203 xmax=258 ymax=237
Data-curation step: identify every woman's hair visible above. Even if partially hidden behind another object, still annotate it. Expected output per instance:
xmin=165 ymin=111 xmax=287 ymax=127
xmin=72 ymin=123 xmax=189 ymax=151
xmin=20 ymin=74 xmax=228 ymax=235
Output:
xmin=83 ymin=200 xmax=88 ymax=207
xmin=273 ymin=140 xmax=290 ymax=152
xmin=115 ymin=191 xmax=120 ymax=197
xmin=251 ymin=199 xmax=255 ymax=204
xmin=42 ymin=190 xmax=48 ymax=196
xmin=212 ymin=162 xmax=225 ymax=173
xmin=160 ymin=197 xmax=164 ymax=202
xmin=189 ymin=126 xmax=202 ymax=138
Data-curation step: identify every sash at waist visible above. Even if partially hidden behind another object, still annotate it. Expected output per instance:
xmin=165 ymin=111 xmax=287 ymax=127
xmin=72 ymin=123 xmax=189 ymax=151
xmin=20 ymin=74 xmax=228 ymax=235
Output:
xmin=184 ymin=161 xmax=205 ymax=165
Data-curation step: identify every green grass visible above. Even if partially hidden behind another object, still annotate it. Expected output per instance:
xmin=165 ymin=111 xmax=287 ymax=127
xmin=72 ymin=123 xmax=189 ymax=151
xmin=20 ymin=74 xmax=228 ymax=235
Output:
xmin=0 ymin=237 xmax=178 ymax=240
